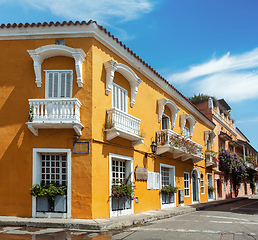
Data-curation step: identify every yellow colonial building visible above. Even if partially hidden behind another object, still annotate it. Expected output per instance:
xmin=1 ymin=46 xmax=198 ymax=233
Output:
xmin=0 ymin=21 xmax=216 ymax=219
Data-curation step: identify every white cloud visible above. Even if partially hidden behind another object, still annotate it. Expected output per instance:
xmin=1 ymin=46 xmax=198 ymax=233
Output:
xmin=169 ymin=48 xmax=258 ymax=83
xmin=22 ymin=0 xmax=155 ymax=24
xmin=167 ymin=48 xmax=258 ymax=102
xmin=196 ymin=72 xmax=258 ymax=102
xmin=237 ymin=117 xmax=258 ymax=124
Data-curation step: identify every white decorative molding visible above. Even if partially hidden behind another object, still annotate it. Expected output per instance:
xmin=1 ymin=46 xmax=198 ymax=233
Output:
xmin=157 ymin=98 xmax=179 ymax=129
xmin=204 ymin=131 xmax=216 ymax=148
xmin=27 ymin=45 xmax=86 ymax=87
xmin=180 ymin=114 xmax=196 ymax=138
xmin=104 ymin=59 xmax=142 ymax=107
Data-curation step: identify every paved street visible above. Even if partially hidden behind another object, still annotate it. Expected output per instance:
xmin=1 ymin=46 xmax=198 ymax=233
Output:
xmin=0 ymin=196 xmax=257 ymax=240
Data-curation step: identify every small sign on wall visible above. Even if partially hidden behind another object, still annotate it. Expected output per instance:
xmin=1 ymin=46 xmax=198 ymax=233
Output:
xmin=73 ymin=142 xmax=90 ymax=153
xmin=135 ymin=167 xmax=148 ymax=181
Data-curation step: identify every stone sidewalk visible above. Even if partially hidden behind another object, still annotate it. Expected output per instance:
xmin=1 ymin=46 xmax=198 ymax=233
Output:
xmin=0 ymin=196 xmax=251 ymax=231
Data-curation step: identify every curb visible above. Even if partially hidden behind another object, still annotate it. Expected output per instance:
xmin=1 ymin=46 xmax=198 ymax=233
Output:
xmin=0 ymin=197 xmax=249 ymax=231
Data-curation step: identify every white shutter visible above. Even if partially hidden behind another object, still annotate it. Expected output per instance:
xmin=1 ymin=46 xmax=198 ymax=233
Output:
xmin=48 ymin=72 xmax=53 ymax=98
xmin=53 ymin=72 xmax=59 ymax=98
xmin=60 ymin=72 xmax=66 ymax=97
xmin=46 ymin=70 xmax=73 ymax=98
xmin=112 ymin=83 xmax=128 ymax=112
xmin=66 ymin=72 xmax=72 ymax=98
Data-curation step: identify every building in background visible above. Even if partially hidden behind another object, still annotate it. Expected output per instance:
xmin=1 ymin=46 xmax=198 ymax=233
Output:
xmin=193 ymin=97 xmax=257 ymax=200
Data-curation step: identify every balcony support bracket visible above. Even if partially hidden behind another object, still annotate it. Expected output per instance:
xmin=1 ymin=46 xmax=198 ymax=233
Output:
xmin=27 ymin=124 xmax=39 ymax=136
xmin=105 ymin=129 xmax=120 ymax=141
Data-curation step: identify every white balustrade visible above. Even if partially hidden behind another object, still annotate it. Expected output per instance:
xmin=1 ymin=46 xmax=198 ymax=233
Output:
xmin=106 ymin=108 xmax=141 ymax=136
xmin=156 ymin=129 xmax=203 ymax=158
xmin=28 ymin=98 xmax=82 ymax=123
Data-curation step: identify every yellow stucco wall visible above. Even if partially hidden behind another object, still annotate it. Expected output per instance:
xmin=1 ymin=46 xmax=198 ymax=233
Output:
xmin=90 ymin=39 xmax=214 ymax=218
xmin=0 ymin=35 xmax=215 ymax=219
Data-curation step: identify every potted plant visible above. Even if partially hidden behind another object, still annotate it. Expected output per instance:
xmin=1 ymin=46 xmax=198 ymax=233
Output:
xmin=104 ymin=116 xmax=114 ymax=129
xmin=160 ymin=185 xmax=178 ymax=204
xmin=208 ymin=186 xmax=215 ymax=192
xmin=30 ymin=183 xmax=67 ymax=212
xmin=110 ymin=173 xmax=134 ymax=211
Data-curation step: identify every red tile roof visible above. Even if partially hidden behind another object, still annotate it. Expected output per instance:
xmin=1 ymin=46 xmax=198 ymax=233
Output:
xmin=0 ymin=20 xmax=214 ymax=125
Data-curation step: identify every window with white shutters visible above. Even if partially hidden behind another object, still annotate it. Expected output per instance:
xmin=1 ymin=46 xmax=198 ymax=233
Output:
xmin=112 ymin=83 xmax=128 ymax=112
xmin=201 ymin=174 xmax=205 ymax=194
xmin=184 ymin=172 xmax=190 ymax=197
xmin=45 ymin=70 xmax=73 ymax=98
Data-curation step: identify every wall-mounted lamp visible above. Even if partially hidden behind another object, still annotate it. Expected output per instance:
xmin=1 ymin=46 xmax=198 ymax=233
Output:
xmin=145 ymin=141 xmax=157 ymax=158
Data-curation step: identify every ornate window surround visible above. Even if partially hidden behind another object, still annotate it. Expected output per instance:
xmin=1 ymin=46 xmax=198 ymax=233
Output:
xmin=104 ymin=59 xmax=142 ymax=108
xmin=157 ymin=99 xmax=179 ymax=129
xmin=180 ymin=114 xmax=196 ymax=138
xmin=204 ymin=131 xmax=216 ymax=148
xmin=27 ymin=44 xmax=86 ymax=88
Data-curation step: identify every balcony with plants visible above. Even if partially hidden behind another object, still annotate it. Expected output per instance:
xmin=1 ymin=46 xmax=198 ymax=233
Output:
xmin=105 ymin=108 xmax=144 ymax=147
xmin=156 ymin=129 xmax=203 ymax=163
xmin=26 ymin=98 xmax=84 ymax=136
xmin=205 ymin=150 xmax=218 ymax=167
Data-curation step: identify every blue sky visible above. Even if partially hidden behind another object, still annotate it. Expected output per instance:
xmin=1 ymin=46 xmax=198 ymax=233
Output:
xmin=1 ymin=0 xmax=258 ymax=149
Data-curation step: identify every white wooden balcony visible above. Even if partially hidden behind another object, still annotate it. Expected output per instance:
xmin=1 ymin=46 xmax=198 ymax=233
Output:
xmin=26 ymin=98 xmax=83 ymax=136
xmin=105 ymin=108 xmax=144 ymax=147
xmin=156 ymin=129 xmax=203 ymax=163
xmin=205 ymin=152 xmax=217 ymax=167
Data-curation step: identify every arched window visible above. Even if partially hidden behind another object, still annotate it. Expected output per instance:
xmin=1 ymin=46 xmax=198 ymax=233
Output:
xmin=180 ymin=114 xmax=196 ymax=138
xmin=158 ymin=99 xmax=179 ymax=129
xmin=28 ymin=44 xmax=86 ymax=88
xmin=104 ymin=60 xmax=142 ymax=107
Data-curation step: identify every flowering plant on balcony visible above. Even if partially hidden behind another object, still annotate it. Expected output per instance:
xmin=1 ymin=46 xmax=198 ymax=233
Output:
xmin=205 ymin=150 xmax=218 ymax=163
xmin=170 ymin=134 xmax=201 ymax=156
xmin=110 ymin=173 xmax=135 ymax=200
xmin=245 ymin=155 xmax=255 ymax=164
xmin=160 ymin=185 xmax=178 ymax=195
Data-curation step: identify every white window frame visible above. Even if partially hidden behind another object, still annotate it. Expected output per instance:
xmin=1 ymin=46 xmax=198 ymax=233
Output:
xmin=161 ymin=114 xmax=170 ymax=130
xmin=32 ymin=148 xmax=71 ymax=218
xmin=112 ymin=83 xmax=128 ymax=113
xmin=207 ymin=173 xmax=214 ymax=201
xmin=45 ymin=70 xmax=73 ymax=98
xmin=184 ymin=172 xmax=190 ymax=197
xmin=200 ymin=173 xmax=205 ymax=194
xmin=109 ymin=153 xmax=133 ymax=218
xmin=160 ymin=163 xmax=176 ymax=209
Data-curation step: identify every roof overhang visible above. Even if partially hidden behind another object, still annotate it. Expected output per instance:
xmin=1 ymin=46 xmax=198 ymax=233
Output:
xmin=219 ymin=132 xmax=232 ymax=141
